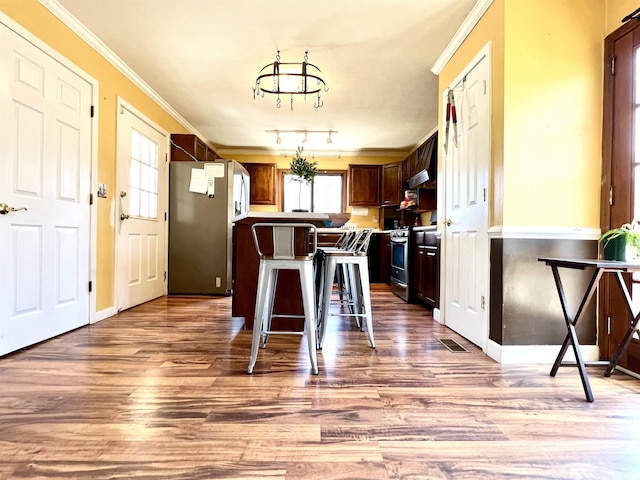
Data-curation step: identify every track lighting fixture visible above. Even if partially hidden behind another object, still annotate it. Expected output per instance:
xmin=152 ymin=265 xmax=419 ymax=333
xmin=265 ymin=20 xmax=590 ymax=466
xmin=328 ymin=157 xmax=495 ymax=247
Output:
xmin=265 ymin=129 xmax=338 ymax=145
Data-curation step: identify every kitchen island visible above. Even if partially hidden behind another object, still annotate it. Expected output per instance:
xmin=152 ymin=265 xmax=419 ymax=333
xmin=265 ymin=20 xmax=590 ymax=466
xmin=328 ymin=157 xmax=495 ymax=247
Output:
xmin=232 ymin=212 xmax=330 ymax=330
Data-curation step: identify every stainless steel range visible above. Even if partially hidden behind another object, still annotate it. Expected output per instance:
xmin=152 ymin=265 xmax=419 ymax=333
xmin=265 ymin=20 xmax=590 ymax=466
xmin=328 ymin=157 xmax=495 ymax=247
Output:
xmin=389 ymin=227 xmax=410 ymax=301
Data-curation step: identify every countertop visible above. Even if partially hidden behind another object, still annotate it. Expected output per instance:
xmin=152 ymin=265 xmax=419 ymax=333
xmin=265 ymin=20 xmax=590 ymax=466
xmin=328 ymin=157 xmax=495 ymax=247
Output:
xmin=232 ymin=212 xmax=329 ymax=223
xmin=412 ymin=225 xmax=438 ymax=232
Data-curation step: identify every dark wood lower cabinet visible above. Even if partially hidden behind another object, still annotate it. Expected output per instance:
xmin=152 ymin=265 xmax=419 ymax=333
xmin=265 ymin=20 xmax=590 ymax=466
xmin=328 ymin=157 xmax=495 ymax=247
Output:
xmin=412 ymin=231 xmax=440 ymax=308
xmin=380 ymin=233 xmax=391 ymax=284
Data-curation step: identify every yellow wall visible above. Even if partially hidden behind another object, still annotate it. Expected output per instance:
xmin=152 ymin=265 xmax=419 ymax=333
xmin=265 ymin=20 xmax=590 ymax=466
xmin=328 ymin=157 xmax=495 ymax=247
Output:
xmin=0 ymin=0 xmax=189 ymax=311
xmin=439 ymin=0 xmax=605 ymax=229
xmin=502 ymin=0 xmax=604 ymax=227
xmin=229 ymin=152 xmax=401 ymax=228
xmin=606 ymin=0 xmax=639 ymax=34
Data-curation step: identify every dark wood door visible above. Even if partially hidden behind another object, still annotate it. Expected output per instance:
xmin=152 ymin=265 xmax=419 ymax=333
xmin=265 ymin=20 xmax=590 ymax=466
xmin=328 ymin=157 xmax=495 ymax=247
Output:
xmin=601 ymin=20 xmax=640 ymax=373
xmin=423 ymin=245 xmax=439 ymax=307
xmin=414 ymin=246 xmax=427 ymax=302
xmin=348 ymin=165 xmax=381 ymax=207
xmin=380 ymin=233 xmax=391 ymax=284
xmin=381 ymin=162 xmax=402 ymax=206
xmin=244 ymin=163 xmax=276 ymax=205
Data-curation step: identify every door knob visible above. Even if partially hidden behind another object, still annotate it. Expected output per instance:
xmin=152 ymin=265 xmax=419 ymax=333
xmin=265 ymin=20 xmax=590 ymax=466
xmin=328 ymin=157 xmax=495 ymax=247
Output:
xmin=121 ymin=213 xmax=130 ymax=220
xmin=0 ymin=203 xmax=28 ymax=215
xmin=445 ymin=219 xmax=452 ymax=227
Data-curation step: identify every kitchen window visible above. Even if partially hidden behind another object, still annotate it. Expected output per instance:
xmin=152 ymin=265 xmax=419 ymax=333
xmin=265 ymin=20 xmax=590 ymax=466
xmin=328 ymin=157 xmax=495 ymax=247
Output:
xmin=280 ymin=171 xmax=345 ymax=213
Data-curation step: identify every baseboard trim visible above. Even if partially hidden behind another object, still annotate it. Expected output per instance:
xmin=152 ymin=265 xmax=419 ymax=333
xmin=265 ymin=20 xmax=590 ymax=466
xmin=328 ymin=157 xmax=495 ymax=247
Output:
xmin=486 ymin=339 xmax=600 ymax=364
xmin=93 ymin=306 xmax=116 ymax=324
xmin=432 ymin=307 xmax=442 ymax=324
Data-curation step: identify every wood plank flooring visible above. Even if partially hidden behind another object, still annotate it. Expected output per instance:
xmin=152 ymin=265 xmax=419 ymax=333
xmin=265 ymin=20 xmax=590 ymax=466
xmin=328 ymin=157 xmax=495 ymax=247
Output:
xmin=1 ymin=284 xmax=640 ymax=479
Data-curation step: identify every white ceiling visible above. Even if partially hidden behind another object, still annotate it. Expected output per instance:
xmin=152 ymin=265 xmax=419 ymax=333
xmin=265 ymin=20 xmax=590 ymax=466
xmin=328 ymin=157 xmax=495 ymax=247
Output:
xmin=56 ymin=0 xmax=477 ymax=157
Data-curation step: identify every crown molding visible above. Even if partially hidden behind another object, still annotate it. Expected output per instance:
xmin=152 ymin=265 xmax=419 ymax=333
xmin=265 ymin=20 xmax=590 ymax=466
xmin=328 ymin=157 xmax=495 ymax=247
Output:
xmin=37 ymin=0 xmax=206 ymax=139
xmin=431 ymin=0 xmax=494 ymax=75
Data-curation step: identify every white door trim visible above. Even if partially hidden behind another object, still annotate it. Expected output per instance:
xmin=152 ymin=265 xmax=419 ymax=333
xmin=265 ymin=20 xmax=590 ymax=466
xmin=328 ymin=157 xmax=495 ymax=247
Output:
xmin=114 ymin=97 xmax=170 ymax=312
xmin=0 ymin=10 xmax=99 ymax=325
xmin=440 ymin=41 xmax=492 ymax=351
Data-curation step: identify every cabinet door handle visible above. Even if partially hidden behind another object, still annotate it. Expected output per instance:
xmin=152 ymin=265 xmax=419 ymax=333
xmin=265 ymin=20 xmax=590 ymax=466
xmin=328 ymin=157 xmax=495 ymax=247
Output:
xmin=427 ymin=252 xmax=436 ymax=256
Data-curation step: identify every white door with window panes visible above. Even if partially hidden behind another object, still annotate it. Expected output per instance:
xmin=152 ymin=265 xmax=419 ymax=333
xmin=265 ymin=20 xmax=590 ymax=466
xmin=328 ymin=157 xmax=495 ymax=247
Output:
xmin=116 ymin=100 xmax=168 ymax=311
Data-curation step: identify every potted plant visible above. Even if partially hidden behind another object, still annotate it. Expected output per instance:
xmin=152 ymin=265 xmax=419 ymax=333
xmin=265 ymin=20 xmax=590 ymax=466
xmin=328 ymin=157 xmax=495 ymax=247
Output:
xmin=288 ymin=146 xmax=317 ymax=212
xmin=599 ymin=221 xmax=640 ymax=261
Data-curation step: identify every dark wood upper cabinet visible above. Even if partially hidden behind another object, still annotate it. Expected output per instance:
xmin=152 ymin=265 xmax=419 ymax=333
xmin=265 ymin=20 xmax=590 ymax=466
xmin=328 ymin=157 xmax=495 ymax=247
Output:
xmin=381 ymin=162 xmax=403 ymax=206
xmin=403 ymin=132 xmax=438 ymax=183
xmin=205 ymin=147 xmax=219 ymax=162
xmin=170 ymin=133 xmax=218 ymax=162
xmin=244 ymin=163 xmax=277 ymax=205
xmin=348 ymin=164 xmax=381 ymax=207
xmin=405 ymin=151 xmax=418 ymax=180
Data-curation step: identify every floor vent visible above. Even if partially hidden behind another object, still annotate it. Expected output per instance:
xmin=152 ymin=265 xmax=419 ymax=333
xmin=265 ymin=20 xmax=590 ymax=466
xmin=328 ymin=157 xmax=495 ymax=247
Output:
xmin=437 ymin=338 xmax=469 ymax=353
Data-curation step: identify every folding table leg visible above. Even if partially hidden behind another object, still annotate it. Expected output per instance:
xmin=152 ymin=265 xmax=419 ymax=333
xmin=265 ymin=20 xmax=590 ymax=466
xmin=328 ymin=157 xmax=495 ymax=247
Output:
xmin=605 ymin=272 xmax=640 ymax=377
xmin=548 ymin=265 xmax=602 ymax=403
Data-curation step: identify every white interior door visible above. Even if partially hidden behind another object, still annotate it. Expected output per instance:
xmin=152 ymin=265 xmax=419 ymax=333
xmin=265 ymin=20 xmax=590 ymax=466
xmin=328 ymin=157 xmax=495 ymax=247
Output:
xmin=442 ymin=48 xmax=490 ymax=349
xmin=116 ymin=102 xmax=167 ymax=311
xmin=0 ymin=22 xmax=93 ymax=355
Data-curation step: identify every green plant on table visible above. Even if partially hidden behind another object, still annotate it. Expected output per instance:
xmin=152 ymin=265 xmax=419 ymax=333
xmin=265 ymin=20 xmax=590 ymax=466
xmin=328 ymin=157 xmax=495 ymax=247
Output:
xmin=288 ymin=146 xmax=317 ymax=211
xmin=599 ymin=221 xmax=640 ymax=261
xmin=599 ymin=221 xmax=640 ymax=247
xmin=288 ymin=146 xmax=317 ymax=184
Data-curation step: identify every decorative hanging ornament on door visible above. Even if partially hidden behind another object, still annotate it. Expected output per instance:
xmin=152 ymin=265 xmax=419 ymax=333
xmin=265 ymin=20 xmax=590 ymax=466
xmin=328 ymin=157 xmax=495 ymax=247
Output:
xmin=444 ymin=89 xmax=458 ymax=154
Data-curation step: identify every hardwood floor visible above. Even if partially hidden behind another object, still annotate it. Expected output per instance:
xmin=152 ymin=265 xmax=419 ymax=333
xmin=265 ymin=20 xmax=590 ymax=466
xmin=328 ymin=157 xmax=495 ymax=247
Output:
xmin=1 ymin=284 xmax=640 ymax=479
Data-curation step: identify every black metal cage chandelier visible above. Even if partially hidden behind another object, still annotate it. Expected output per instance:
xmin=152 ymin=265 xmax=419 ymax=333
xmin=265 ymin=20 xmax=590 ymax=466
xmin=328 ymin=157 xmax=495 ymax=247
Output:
xmin=252 ymin=51 xmax=328 ymax=111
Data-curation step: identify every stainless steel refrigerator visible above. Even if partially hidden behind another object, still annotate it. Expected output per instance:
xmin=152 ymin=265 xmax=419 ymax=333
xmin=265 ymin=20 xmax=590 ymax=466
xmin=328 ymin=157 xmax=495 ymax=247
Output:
xmin=168 ymin=159 xmax=250 ymax=295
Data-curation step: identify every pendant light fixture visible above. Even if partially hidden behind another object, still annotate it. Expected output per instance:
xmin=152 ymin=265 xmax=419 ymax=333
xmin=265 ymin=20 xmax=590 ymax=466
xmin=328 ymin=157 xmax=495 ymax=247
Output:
xmin=253 ymin=51 xmax=329 ymax=111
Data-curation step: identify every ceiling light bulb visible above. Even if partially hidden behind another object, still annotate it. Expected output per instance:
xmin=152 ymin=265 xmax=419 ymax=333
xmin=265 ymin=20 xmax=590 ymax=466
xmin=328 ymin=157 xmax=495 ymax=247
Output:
xmin=302 ymin=131 xmax=308 ymax=144
xmin=276 ymin=132 xmax=282 ymax=144
xmin=327 ymin=131 xmax=333 ymax=144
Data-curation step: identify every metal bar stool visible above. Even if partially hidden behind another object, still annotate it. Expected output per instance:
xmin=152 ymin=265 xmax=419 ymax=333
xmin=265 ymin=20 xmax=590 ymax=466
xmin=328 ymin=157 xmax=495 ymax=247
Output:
xmin=316 ymin=228 xmax=375 ymax=350
xmin=247 ymin=223 xmax=319 ymax=375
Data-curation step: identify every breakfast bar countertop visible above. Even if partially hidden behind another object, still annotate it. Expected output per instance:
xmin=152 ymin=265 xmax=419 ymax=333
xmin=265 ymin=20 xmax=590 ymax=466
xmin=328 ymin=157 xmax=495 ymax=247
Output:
xmin=232 ymin=211 xmax=330 ymax=223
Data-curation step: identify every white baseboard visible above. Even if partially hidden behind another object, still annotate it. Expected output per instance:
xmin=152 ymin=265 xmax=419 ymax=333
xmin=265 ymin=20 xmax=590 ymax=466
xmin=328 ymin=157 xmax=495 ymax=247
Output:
xmin=432 ymin=307 xmax=442 ymax=324
xmin=93 ymin=306 xmax=116 ymax=324
xmin=486 ymin=339 xmax=600 ymax=364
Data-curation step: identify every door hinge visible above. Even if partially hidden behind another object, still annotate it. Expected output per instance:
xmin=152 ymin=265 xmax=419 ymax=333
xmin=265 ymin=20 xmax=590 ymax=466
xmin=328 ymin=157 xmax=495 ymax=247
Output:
xmin=89 ymin=193 xmax=93 ymax=205
xmin=164 ymin=212 xmax=167 ymax=221
xmin=607 ymin=315 xmax=611 ymax=335
xmin=165 ymin=152 xmax=168 ymax=162
xmin=164 ymin=271 xmax=167 ymax=281
xmin=90 ymin=105 xmax=95 ymax=117
xmin=483 ymin=188 xmax=487 ymax=202
xmin=611 ymin=56 xmax=616 ymax=75
xmin=481 ymin=295 xmax=486 ymax=310
xmin=482 ymin=80 xmax=487 ymax=94
xmin=88 ymin=281 xmax=92 ymax=293
xmin=609 ymin=185 xmax=614 ymax=206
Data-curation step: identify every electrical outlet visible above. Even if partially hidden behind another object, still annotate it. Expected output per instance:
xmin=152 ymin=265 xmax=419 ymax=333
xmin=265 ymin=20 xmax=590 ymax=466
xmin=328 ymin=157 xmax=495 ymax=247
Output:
xmin=215 ymin=277 xmax=221 ymax=288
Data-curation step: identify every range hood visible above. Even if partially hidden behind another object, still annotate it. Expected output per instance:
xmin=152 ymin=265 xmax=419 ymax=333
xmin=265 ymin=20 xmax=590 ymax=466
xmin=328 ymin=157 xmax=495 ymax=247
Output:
xmin=407 ymin=169 xmax=430 ymax=189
